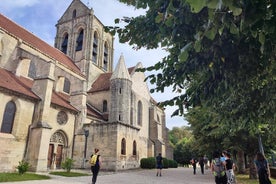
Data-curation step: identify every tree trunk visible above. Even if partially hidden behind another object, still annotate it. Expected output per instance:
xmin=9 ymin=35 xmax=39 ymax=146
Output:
xmin=248 ymin=154 xmax=257 ymax=179
xmin=236 ymin=150 xmax=246 ymax=174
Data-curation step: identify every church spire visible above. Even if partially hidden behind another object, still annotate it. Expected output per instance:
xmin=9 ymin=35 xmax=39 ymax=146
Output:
xmin=110 ymin=54 xmax=131 ymax=80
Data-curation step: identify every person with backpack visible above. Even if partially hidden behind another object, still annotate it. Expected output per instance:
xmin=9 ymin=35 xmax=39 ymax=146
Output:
xmin=90 ymin=148 xmax=101 ymax=184
xmin=254 ymin=152 xmax=271 ymax=184
xmin=156 ymin=153 xmax=163 ymax=176
xmin=211 ymin=150 xmax=227 ymax=184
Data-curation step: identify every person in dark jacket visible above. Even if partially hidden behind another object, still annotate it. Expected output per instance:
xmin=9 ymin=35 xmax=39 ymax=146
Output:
xmin=199 ymin=156 xmax=205 ymax=174
xmin=156 ymin=153 xmax=163 ymax=176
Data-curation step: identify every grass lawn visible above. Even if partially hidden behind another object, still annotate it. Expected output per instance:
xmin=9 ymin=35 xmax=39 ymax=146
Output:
xmin=0 ymin=171 xmax=89 ymax=182
xmin=0 ymin=173 xmax=50 ymax=182
xmin=49 ymin=171 xmax=90 ymax=177
xmin=236 ymin=174 xmax=276 ymax=184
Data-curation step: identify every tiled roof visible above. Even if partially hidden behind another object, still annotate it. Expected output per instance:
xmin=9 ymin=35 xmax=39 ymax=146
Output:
xmin=88 ymin=67 xmax=136 ymax=93
xmin=51 ymin=91 xmax=78 ymax=112
xmin=0 ymin=68 xmax=39 ymax=100
xmin=86 ymin=103 xmax=107 ymax=120
xmin=88 ymin=73 xmax=112 ymax=93
xmin=0 ymin=13 xmax=84 ymax=77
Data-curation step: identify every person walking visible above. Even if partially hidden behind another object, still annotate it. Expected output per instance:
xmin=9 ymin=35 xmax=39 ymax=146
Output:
xmin=199 ymin=156 xmax=205 ymax=174
xmin=90 ymin=148 xmax=101 ymax=184
xmin=204 ymin=155 xmax=209 ymax=170
xmin=156 ymin=153 xmax=163 ymax=176
xmin=254 ymin=152 xmax=272 ymax=184
xmin=211 ymin=150 xmax=227 ymax=184
xmin=190 ymin=158 xmax=197 ymax=175
xmin=224 ymin=151 xmax=236 ymax=184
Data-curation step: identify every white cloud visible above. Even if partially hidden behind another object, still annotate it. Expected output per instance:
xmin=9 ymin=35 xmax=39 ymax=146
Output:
xmin=0 ymin=0 xmax=39 ymax=8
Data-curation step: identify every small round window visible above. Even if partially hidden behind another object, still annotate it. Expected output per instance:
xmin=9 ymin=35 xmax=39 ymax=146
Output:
xmin=57 ymin=111 xmax=68 ymax=125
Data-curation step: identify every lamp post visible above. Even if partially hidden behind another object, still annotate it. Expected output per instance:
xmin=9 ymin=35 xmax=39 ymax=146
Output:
xmin=82 ymin=129 xmax=89 ymax=168
xmin=84 ymin=129 xmax=89 ymax=158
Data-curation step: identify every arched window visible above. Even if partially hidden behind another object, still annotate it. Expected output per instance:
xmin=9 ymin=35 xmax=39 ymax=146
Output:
xmin=63 ymin=77 xmax=70 ymax=93
xmin=137 ymin=101 xmax=143 ymax=126
xmin=61 ymin=33 xmax=68 ymax=54
xmin=72 ymin=9 xmax=76 ymax=18
xmin=28 ymin=60 xmax=36 ymax=79
xmin=76 ymin=29 xmax=84 ymax=51
xmin=103 ymin=100 xmax=107 ymax=112
xmin=1 ymin=101 xmax=16 ymax=133
xmin=92 ymin=33 xmax=98 ymax=63
xmin=132 ymin=140 xmax=137 ymax=155
xmin=157 ymin=115 xmax=160 ymax=122
xmin=103 ymin=42 xmax=108 ymax=71
xmin=121 ymin=138 xmax=126 ymax=155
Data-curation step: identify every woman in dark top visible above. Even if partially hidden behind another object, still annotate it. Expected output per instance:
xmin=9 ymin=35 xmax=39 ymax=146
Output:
xmin=224 ymin=151 xmax=236 ymax=184
xmin=254 ymin=152 xmax=271 ymax=184
xmin=90 ymin=148 xmax=101 ymax=184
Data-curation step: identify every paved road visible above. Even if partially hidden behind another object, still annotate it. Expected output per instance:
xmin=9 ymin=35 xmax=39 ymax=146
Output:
xmin=1 ymin=167 xmax=215 ymax=184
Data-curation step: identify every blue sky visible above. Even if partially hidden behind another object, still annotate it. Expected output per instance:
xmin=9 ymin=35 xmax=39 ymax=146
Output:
xmin=0 ymin=0 xmax=188 ymax=129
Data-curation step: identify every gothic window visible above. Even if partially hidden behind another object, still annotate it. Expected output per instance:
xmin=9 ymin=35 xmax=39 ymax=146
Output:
xmin=132 ymin=140 xmax=137 ymax=155
xmin=92 ymin=33 xmax=98 ymax=63
xmin=103 ymin=100 xmax=107 ymax=112
xmin=137 ymin=101 xmax=143 ymax=126
xmin=28 ymin=60 xmax=36 ymax=79
xmin=1 ymin=101 xmax=16 ymax=134
xmin=121 ymin=138 xmax=126 ymax=155
xmin=63 ymin=77 xmax=70 ymax=94
xmin=61 ymin=33 xmax=68 ymax=54
xmin=72 ymin=9 xmax=76 ymax=19
xmin=103 ymin=42 xmax=108 ymax=71
xmin=76 ymin=29 xmax=83 ymax=51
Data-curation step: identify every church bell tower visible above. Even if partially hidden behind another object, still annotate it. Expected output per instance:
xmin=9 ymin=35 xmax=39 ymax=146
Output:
xmin=54 ymin=0 xmax=114 ymax=89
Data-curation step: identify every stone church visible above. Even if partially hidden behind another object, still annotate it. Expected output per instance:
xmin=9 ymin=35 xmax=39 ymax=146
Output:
xmin=0 ymin=0 xmax=173 ymax=172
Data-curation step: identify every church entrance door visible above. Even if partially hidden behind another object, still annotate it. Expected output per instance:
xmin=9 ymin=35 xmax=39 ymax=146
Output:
xmin=47 ymin=131 xmax=67 ymax=169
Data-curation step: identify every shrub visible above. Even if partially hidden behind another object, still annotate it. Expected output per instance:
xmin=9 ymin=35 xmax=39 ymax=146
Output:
xmin=163 ymin=158 xmax=169 ymax=168
xmin=61 ymin=158 xmax=74 ymax=172
xmin=140 ymin=157 xmax=156 ymax=169
xmin=16 ymin=160 xmax=30 ymax=175
xmin=168 ymin=159 xmax=178 ymax=168
xmin=140 ymin=157 xmax=178 ymax=169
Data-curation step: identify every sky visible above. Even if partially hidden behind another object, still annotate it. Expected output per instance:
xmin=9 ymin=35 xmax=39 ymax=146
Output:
xmin=0 ymin=0 xmax=189 ymax=129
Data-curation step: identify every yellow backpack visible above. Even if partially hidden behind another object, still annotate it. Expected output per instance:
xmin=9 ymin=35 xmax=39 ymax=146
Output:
xmin=90 ymin=154 xmax=98 ymax=166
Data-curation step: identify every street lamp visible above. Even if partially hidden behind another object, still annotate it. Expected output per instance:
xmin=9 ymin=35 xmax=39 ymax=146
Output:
xmin=82 ymin=129 xmax=89 ymax=168
xmin=84 ymin=129 xmax=89 ymax=158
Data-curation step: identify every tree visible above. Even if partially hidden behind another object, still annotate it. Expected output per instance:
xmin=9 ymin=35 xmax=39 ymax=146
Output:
xmin=169 ymin=126 xmax=192 ymax=145
xmin=110 ymin=0 xmax=276 ymax=177
xmin=173 ymin=137 xmax=194 ymax=166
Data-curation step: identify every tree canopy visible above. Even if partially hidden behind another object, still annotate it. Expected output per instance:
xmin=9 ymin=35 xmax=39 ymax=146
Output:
xmin=110 ymin=0 xmax=276 ymax=154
